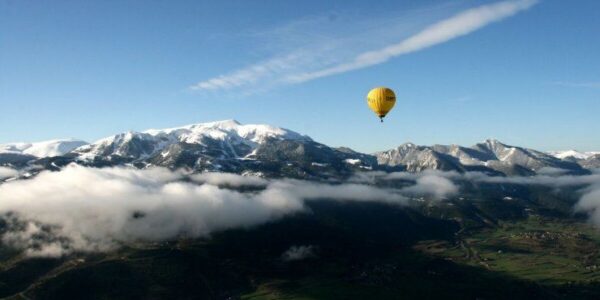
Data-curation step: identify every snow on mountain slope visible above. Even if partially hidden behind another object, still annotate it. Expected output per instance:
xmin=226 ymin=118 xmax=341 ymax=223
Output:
xmin=376 ymin=139 xmax=585 ymax=174
xmin=548 ymin=150 xmax=600 ymax=160
xmin=3 ymin=121 xmax=593 ymax=177
xmin=472 ymin=139 xmax=568 ymax=171
xmin=144 ymin=119 xmax=308 ymax=144
xmin=431 ymin=144 xmax=495 ymax=166
xmin=74 ymin=120 xmax=311 ymax=161
xmin=375 ymin=143 xmax=463 ymax=172
xmin=0 ymin=139 xmax=88 ymax=158
xmin=581 ymin=154 xmax=600 ymax=169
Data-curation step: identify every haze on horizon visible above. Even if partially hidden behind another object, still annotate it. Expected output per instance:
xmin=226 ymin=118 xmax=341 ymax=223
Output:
xmin=1 ymin=0 xmax=599 ymax=152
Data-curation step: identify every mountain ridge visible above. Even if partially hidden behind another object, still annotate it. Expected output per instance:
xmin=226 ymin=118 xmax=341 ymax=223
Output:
xmin=1 ymin=120 xmax=596 ymax=178
xmin=0 ymin=139 xmax=88 ymax=158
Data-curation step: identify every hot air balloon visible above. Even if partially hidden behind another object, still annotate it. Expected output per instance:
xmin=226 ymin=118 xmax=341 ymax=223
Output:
xmin=366 ymin=87 xmax=396 ymax=122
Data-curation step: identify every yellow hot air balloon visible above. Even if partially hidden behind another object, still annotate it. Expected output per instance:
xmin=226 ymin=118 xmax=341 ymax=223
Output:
xmin=367 ymin=87 xmax=396 ymax=122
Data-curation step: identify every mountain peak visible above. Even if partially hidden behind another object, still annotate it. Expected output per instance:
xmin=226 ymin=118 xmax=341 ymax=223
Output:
xmin=143 ymin=120 xmax=310 ymax=142
xmin=483 ymin=138 xmax=504 ymax=146
xmin=74 ymin=120 xmax=312 ymax=162
xmin=220 ymin=119 xmax=241 ymax=125
xmin=196 ymin=119 xmax=241 ymax=128
xmin=399 ymin=142 xmax=416 ymax=149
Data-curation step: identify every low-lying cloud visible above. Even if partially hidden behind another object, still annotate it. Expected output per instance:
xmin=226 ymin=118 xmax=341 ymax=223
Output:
xmin=4 ymin=165 xmax=600 ymax=257
xmin=574 ymin=177 xmax=600 ymax=228
xmin=0 ymin=166 xmax=406 ymax=257
xmin=356 ymin=169 xmax=600 ymax=189
xmin=282 ymin=245 xmax=316 ymax=261
xmin=354 ymin=169 xmax=600 ymax=228
xmin=400 ymin=174 xmax=458 ymax=199
xmin=191 ymin=172 xmax=269 ymax=187
xmin=0 ymin=167 xmax=18 ymax=180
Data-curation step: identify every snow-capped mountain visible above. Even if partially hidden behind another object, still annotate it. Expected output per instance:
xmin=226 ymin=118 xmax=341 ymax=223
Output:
xmin=0 ymin=139 xmax=88 ymax=158
xmin=0 ymin=139 xmax=88 ymax=169
xmin=471 ymin=139 xmax=580 ymax=171
xmin=548 ymin=150 xmax=600 ymax=160
xmin=375 ymin=143 xmax=464 ymax=172
xmin=375 ymin=139 xmax=586 ymax=175
xmin=62 ymin=120 xmax=370 ymax=177
xmin=580 ymin=154 xmax=600 ymax=169
xmin=1 ymin=120 xmax=596 ymax=178
xmin=73 ymin=120 xmax=311 ymax=161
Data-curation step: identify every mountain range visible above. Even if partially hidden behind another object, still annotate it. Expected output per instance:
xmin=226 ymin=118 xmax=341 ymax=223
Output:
xmin=1 ymin=120 xmax=598 ymax=179
xmin=3 ymin=120 xmax=600 ymax=299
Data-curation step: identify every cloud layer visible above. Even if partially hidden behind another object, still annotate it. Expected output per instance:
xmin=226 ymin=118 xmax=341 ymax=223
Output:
xmin=574 ymin=170 xmax=600 ymax=227
xmin=0 ymin=167 xmax=18 ymax=180
xmin=353 ymin=169 xmax=600 ymax=228
xmin=3 ymin=165 xmax=600 ymax=258
xmin=0 ymin=165 xmax=406 ymax=257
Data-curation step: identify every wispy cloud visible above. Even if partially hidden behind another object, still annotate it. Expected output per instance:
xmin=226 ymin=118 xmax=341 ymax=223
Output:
xmin=285 ymin=0 xmax=538 ymax=83
xmin=190 ymin=53 xmax=306 ymax=91
xmin=190 ymin=0 xmax=538 ymax=93
xmin=552 ymin=81 xmax=600 ymax=89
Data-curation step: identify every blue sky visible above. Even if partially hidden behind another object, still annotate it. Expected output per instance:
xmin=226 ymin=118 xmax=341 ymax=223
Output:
xmin=1 ymin=0 xmax=599 ymax=152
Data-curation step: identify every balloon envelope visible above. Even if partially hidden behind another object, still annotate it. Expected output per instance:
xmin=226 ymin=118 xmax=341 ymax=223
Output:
xmin=367 ymin=87 xmax=396 ymax=121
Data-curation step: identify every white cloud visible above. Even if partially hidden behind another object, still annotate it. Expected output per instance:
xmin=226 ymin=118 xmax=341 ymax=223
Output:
xmin=0 ymin=166 xmax=302 ymax=256
xmin=0 ymin=166 xmax=405 ymax=257
xmin=191 ymin=172 xmax=268 ymax=187
xmin=265 ymin=179 xmax=406 ymax=205
xmin=190 ymin=53 xmax=307 ymax=91
xmin=575 ymin=184 xmax=600 ymax=226
xmin=348 ymin=170 xmax=460 ymax=200
xmin=400 ymin=174 xmax=458 ymax=199
xmin=0 ymin=167 xmax=19 ymax=180
xmin=354 ymin=169 xmax=600 ymax=202
xmin=190 ymin=0 xmax=537 ymax=92
xmin=282 ymin=245 xmax=316 ymax=261
xmin=286 ymin=0 xmax=537 ymax=83
xmin=374 ymin=169 xmax=600 ymax=189
xmin=7 ymin=165 xmax=600 ymax=258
